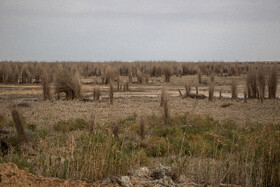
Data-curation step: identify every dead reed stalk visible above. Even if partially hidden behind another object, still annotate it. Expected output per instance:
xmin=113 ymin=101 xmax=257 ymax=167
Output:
xmin=109 ymin=81 xmax=114 ymax=105
xmin=231 ymin=80 xmax=237 ymax=99
xmin=184 ymin=83 xmax=191 ymax=97
xmin=247 ymin=67 xmax=257 ymax=98
xmin=161 ymin=88 xmax=170 ymax=125
xmin=160 ymin=87 xmax=166 ymax=107
xmin=41 ymin=69 xmax=51 ymax=100
xmin=257 ymin=66 xmax=266 ymax=102
xmin=93 ymin=86 xmax=101 ymax=101
xmin=208 ymin=74 xmax=215 ymax=101
xmin=11 ymin=110 xmax=28 ymax=145
xmin=244 ymin=89 xmax=247 ymax=103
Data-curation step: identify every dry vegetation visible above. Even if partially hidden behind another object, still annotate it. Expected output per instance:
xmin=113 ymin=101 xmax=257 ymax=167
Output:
xmin=0 ymin=61 xmax=280 ymax=186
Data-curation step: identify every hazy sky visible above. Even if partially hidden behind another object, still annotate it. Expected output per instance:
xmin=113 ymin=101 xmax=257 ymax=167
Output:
xmin=1 ymin=0 xmax=280 ymax=61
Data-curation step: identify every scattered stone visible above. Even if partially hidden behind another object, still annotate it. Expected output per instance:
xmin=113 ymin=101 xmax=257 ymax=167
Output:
xmin=130 ymin=167 xmax=150 ymax=178
xmin=117 ymin=176 xmax=132 ymax=187
xmin=151 ymin=164 xmax=172 ymax=180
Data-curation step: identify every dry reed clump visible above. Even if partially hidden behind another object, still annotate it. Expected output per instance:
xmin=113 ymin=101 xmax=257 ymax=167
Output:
xmin=93 ymin=86 xmax=101 ymax=101
xmin=160 ymin=88 xmax=170 ymax=125
xmin=231 ymin=80 xmax=237 ymax=99
xmin=41 ymin=68 xmax=52 ymax=100
xmin=109 ymin=81 xmax=114 ymax=105
xmin=208 ymin=74 xmax=215 ymax=101
xmin=257 ymin=66 xmax=266 ymax=101
xmin=104 ymin=67 xmax=115 ymax=85
xmin=197 ymin=69 xmax=202 ymax=84
xmin=267 ymin=65 xmax=278 ymax=99
xmin=54 ymin=65 xmax=81 ymax=100
xmin=247 ymin=67 xmax=257 ymax=98
xmin=184 ymin=83 xmax=191 ymax=97
xmin=160 ymin=87 xmax=166 ymax=107
xmin=136 ymin=70 xmax=143 ymax=84
xmin=164 ymin=65 xmax=172 ymax=82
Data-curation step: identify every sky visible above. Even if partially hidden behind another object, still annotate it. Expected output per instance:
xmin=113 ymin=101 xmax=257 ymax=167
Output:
xmin=0 ymin=0 xmax=280 ymax=62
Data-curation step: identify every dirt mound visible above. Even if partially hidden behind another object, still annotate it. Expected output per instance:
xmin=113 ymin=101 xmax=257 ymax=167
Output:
xmin=0 ymin=163 xmax=95 ymax=187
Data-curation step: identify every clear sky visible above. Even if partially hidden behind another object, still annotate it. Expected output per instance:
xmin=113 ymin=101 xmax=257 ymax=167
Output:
xmin=0 ymin=0 xmax=280 ymax=62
